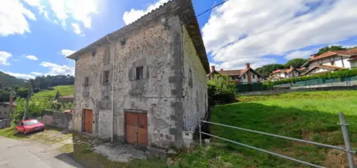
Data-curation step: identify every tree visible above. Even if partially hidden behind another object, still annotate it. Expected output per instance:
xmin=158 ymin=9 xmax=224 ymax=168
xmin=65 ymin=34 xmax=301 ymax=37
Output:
xmin=316 ymin=46 xmax=346 ymax=55
xmin=54 ymin=90 xmax=61 ymax=100
xmin=208 ymin=74 xmax=236 ymax=105
xmin=256 ymin=64 xmax=285 ymax=78
xmin=285 ymin=58 xmax=307 ymax=68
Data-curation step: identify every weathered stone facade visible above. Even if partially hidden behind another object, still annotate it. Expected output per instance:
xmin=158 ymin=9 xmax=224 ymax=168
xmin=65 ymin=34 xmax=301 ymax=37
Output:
xmin=0 ymin=103 xmax=13 ymax=119
xmin=69 ymin=0 xmax=209 ymax=149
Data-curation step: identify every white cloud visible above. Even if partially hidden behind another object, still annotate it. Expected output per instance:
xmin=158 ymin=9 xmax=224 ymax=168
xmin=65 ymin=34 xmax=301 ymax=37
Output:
xmin=25 ymin=55 xmax=39 ymax=61
xmin=122 ymin=0 xmax=169 ymax=25
xmin=203 ymin=0 xmax=357 ymax=69
xmin=61 ymin=49 xmax=76 ymax=57
xmin=40 ymin=61 xmax=74 ymax=75
xmin=0 ymin=51 xmax=12 ymax=65
xmin=22 ymin=0 xmax=98 ymax=34
xmin=2 ymin=71 xmax=34 ymax=79
xmin=0 ymin=0 xmax=36 ymax=36
xmin=31 ymin=72 xmax=43 ymax=76
xmin=285 ymin=50 xmax=316 ymax=59
xmin=71 ymin=23 xmax=82 ymax=35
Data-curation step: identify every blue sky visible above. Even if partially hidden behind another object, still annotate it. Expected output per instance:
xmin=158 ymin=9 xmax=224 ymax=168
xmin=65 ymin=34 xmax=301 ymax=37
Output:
xmin=0 ymin=0 xmax=357 ymax=79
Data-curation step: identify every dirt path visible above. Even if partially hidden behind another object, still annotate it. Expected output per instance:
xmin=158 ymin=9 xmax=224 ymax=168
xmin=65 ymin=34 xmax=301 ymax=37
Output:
xmin=0 ymin=135 xmax=82 ymax=168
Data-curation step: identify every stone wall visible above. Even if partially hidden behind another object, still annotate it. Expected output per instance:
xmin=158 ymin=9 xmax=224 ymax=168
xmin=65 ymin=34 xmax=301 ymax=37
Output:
xmin=42 ymin=112 xmax=73 ymax=130
xmin=182 ymin=26 xmax=208 ymax=147
xmin=0 ymin=104 xmax=11 ymax=119
xmin=0 ymin=119 xmax=10 ymax=129
xmin=72 ymin=0 xmax=208 ymax=149
xmin=74 ymin=15 xmax=193 ymax=148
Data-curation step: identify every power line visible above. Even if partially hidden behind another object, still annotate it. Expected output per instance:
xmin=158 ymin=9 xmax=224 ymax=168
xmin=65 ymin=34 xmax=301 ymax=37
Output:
xmin=196 ymin=0 xmax=228 ymax=17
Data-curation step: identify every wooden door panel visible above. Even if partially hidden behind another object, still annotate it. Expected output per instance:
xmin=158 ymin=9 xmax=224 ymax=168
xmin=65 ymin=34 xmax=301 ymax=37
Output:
xmin=126 ymin=125 xmax=138 ymax=144
xmin=83 ymin=109 xmax=93 ymax=133
xmin=125 ymin=112 xmax=148 ymax=146
xmin=138 ymin=114 xmax=148 ymax=145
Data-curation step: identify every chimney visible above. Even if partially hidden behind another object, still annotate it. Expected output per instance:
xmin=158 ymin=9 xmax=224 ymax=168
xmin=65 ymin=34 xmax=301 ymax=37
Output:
xmin=246 ymin=63 xmax=251 ymax=69
xmin=211 ymin=66 xmax=216 ymax=72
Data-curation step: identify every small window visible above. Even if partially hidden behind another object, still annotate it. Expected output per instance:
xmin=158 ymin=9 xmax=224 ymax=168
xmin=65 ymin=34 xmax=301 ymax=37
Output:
xmin=136 ymin=66 xmax=144 ymax=80
xmin=84 ymin=77 xmax=89 ymax=87
xmin=92 ymin=50 xmax=96 ymax=57
xmin=103 ymin=71 xmax=110 ymax=84
xmin=331 ymin=61 xmax=335 ymax=65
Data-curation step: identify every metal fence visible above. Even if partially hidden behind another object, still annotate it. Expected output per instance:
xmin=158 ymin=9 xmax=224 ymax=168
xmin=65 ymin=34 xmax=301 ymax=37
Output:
xmin=198 ymin=112 xmax=356 ymax=168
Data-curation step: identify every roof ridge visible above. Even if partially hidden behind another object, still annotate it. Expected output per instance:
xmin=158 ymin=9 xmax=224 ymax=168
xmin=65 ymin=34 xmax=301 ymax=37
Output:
xmin=126 ymin=0 xmax=175 ymax=28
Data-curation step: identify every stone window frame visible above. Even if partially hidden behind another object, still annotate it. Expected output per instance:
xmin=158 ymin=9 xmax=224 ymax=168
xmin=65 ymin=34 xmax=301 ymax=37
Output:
xmin=84 ymin=77 xmax=90 ymax=87
xmin=135 ymin=66 xmax=144 ymax=80
xmin=103 ymin=70 xmax=110 ymax=85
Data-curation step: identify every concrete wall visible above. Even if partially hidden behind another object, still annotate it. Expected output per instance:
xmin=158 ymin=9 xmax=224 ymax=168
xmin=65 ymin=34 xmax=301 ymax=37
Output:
xmin=73 ymin=12 xmax=207 ymax=149
xmin=182 ymin=26 xmax=208 ymax=147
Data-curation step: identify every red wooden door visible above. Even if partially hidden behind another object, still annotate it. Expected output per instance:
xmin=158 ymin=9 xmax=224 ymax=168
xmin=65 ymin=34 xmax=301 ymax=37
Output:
xmin=83 ymin=109 xmax=93 ymax=133
xmin=137 ymin=114 xmax=148 ymax=145
xmin=125 ymin=112 xmax=148 ymax=145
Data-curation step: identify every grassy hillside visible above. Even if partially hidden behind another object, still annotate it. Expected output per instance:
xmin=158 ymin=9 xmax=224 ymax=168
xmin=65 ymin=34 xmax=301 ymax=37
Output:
xmin=32 ymin=85 xmax=74 ymax=98
xmin=0 ymin=71 xmax=26 ymax=88
xmin=173 ymin=90 xmax=357 ymax=167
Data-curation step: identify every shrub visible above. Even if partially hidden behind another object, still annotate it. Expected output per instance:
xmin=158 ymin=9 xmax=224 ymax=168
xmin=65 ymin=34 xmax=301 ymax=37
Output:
xmin=271 ymin=69 xmax=357 ymax=86
xmin=208 ymin=75 xmax=236 ymax=105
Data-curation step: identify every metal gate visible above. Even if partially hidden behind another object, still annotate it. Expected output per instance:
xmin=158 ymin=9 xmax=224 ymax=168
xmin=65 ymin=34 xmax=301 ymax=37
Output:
xmin=198 ymin=112 xmax=356 ymax=168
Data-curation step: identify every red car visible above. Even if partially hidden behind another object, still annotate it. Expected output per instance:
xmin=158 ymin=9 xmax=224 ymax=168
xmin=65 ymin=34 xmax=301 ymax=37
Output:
xmin=16 ymin=119 xmax=45 ymax=134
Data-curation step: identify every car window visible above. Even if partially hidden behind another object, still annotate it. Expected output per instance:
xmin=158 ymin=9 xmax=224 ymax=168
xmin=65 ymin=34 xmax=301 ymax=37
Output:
xmin=23 ymin=120 xmax=39 ymax=126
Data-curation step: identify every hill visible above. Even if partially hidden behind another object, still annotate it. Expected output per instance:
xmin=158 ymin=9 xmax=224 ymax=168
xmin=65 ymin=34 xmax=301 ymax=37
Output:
xmin=0 ymin=71 xmax=26 ymax=88
xmin=173 ymin=90 xmax=357 ymax=167
xmin=32 ymin=85 xmax=74 ymax=98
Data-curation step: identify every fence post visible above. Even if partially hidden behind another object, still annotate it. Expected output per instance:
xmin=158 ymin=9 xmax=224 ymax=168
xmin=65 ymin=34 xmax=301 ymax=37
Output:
xmin=199 ymin=120 xmax=202 ymax=147
xmin=339 ymin=112 xmax=355 ymax=168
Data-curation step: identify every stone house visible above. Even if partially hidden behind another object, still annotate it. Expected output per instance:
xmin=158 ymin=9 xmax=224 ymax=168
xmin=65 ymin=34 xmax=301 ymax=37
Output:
xmin=208 ymin=63 xmax=263 ymax=84
xmin=68 ymin=0 xmax=209 ymax=149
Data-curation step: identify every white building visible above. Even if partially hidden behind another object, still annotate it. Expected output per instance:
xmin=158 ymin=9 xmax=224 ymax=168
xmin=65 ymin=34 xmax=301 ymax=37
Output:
xmin=303 ymin=48 xmax=357 ymax=75
xmin=269 ymin=66 xmax=300 ymax=80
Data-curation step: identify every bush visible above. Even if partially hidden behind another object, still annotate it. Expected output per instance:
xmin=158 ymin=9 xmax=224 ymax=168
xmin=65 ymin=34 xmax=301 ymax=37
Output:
xmin=208 ymin=75 xmax=236 ymax=105
xmin=237 ymin=83 xmax=273 ymax=92
xmin=271 ymin=69 xmax=357 ymax=86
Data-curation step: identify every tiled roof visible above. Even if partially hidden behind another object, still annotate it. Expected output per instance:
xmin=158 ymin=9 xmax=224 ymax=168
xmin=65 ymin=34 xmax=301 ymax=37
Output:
xmin=309 ymin=48 xmax=357 ymax=61
xmin=302 ymin=65 xmax=345 ymax=75
xmin=219 ymin=70 xmax=244 ymax=76
xmin=272 ymin=67 xmax=297 ymax=74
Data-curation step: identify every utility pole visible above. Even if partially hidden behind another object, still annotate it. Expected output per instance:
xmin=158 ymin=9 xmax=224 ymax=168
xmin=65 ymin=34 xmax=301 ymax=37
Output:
xmin=23 ymin=85 xmax=33 ymax=120
xmin=9 ymin=89 xmax=16 ymax=120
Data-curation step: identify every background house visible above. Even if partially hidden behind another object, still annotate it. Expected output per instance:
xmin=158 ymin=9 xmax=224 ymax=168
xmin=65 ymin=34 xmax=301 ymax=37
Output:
xmin=269 ymin=66 xmax=300 ymax=80
xmin=68 ymin=0 xmax=209 ymax=149
xmin=208 ymin=63 xmax=263 ymax=84
xmin=302 ymin=48 xmax=357 ymax=75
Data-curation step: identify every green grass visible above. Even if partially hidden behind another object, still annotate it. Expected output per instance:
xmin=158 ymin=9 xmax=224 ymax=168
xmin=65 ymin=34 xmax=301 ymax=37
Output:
xmin=0 ymin=127 xmax=27 ymax=139
xmin=3 ymin=89 xmax=356 ymax=167
xmin=32 ymin=85 xmax=74 ymax=98
xmin=174 ymin=90 xmax=357 ymax=167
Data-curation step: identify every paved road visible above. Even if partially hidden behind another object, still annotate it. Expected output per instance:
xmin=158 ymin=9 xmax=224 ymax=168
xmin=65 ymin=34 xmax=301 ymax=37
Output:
xmin=0 ymin=136 xmax=83 ymax=168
